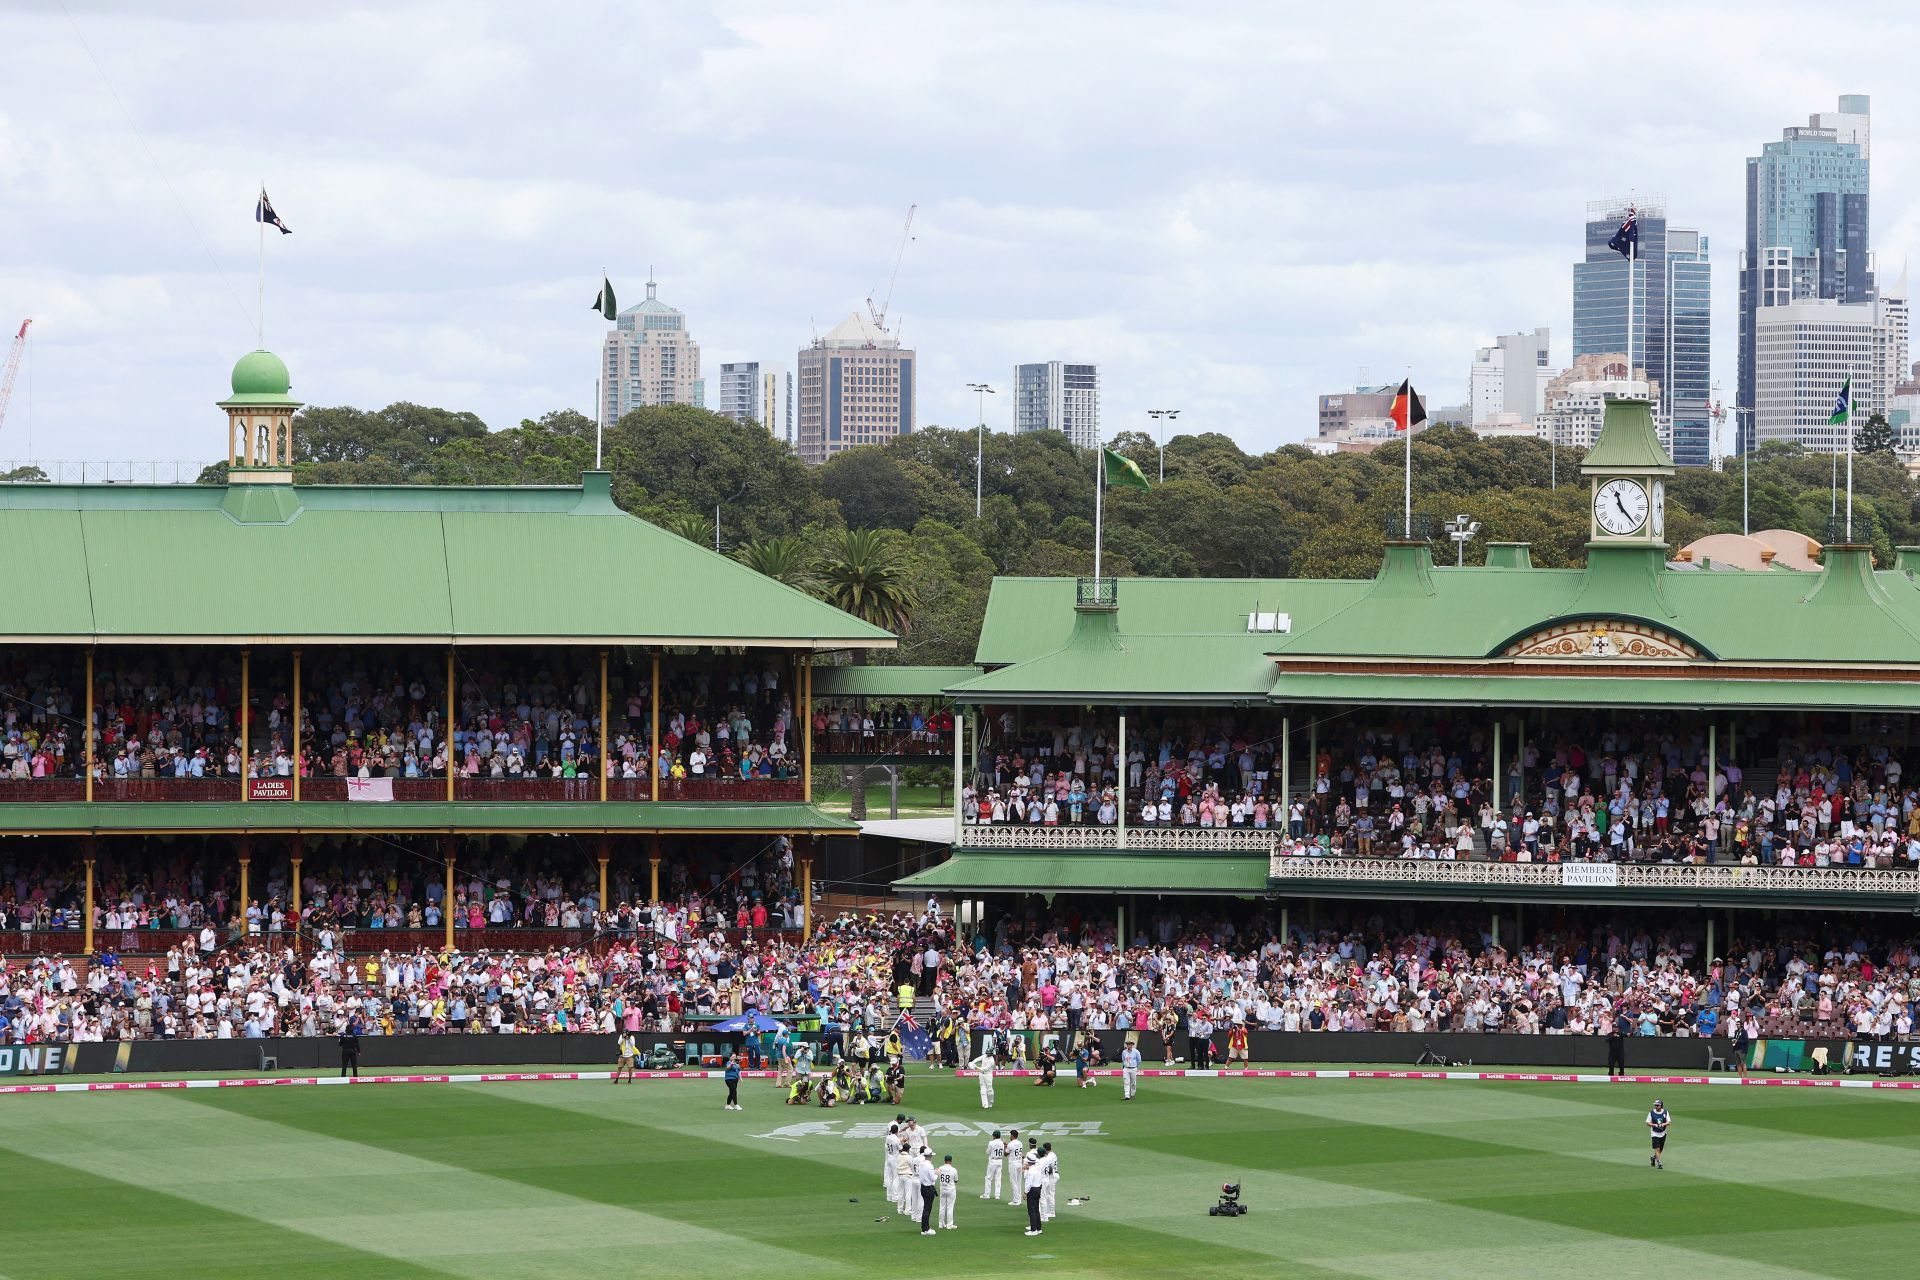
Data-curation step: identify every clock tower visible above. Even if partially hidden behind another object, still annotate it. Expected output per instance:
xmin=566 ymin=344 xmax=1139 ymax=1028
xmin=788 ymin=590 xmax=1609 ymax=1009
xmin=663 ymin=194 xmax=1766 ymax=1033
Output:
xmin=1579 ymin=396 xmax=1672 ymax=547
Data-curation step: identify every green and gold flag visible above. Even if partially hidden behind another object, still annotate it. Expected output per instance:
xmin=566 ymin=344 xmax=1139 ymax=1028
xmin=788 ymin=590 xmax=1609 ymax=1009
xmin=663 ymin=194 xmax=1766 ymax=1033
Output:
xmin=1103 ymin=448 xmax=1151 ymax=491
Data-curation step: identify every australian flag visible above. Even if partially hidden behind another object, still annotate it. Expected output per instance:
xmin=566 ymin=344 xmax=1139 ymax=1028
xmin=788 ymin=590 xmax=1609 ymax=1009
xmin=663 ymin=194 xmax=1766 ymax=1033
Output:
xmin=1607 ymin=206 xmax=1637 ymax=260
xmin=256 ymin=189 xmax=291 ymax=235
xmin=895 ymin=1011 xmax=931 ymax=1061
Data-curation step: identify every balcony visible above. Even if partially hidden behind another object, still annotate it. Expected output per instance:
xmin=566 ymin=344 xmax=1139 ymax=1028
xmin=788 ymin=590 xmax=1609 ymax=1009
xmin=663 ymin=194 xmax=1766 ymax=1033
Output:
xmin=962 ymin=822 xmax=1272 ymax=853
xmin=1266 ymin=855 xmax=1920 ymax=909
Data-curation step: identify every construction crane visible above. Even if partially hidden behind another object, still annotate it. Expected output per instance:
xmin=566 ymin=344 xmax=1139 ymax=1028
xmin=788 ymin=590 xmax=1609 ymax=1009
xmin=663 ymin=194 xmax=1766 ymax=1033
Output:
xmin=865 ymin=204 xmax=916 ymax=335
xmin=0 ymin=319 xmax=28 ymax=434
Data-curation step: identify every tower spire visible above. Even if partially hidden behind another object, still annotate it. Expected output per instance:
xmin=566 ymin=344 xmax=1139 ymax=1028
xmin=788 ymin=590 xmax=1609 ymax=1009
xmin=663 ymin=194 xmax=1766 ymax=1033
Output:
xmin=647 ymin=267 xmax=657 ymax=300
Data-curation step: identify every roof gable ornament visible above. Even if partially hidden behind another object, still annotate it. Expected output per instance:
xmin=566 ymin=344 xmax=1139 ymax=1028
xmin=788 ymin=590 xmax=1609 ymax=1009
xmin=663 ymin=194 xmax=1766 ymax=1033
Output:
xmin=1501 ymin=619 xmax=1702 ymax=661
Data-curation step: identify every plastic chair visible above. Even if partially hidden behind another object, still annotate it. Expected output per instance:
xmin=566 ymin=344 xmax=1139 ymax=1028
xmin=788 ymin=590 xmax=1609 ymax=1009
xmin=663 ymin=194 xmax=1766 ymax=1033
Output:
xmin=1704 ymin=1043 xmax=1730 ymax=1072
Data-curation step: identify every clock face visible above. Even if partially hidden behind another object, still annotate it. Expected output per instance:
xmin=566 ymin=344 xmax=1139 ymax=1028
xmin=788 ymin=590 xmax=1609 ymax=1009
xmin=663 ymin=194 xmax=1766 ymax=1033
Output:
xmin=1649 ymin=479 xmax=1666 ymax=540
xmin=1594 ymin=478 xmax=1649 ymax=536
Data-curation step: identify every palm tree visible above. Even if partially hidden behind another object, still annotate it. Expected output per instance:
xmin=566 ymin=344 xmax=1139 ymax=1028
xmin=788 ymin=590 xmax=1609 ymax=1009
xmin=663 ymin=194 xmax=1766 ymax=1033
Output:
xmin=658 ymin=510 xmax=715 ymax=547
xmin=813 ymin=528 xmax=918 ymax=820
xmin=734 ymin=535 xmax=818 ymax=590
xmin=815 ymin=529 xmax=916 ymax=644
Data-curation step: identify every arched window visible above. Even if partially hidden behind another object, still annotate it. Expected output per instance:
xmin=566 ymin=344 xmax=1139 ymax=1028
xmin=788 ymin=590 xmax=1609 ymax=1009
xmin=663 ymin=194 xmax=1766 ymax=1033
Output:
xmin=256 ymin=421 xmax=271 ymax=464
xmin=278 ymin=421 xmax=291 ymax=463
xmin=232 ymin=420 xmax=247 ymax=464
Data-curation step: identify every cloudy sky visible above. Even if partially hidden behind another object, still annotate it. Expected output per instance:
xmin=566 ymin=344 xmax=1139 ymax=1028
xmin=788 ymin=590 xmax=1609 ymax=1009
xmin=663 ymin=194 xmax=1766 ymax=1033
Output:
xmin=2 ymin=1 xmax=1914 ymax=464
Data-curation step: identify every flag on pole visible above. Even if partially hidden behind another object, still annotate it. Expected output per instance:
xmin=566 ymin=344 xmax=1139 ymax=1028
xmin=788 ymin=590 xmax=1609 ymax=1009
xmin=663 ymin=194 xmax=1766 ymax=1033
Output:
xmin=592 ymin=277 xmax=617 ymax=320
xmin=1103 ymin=448 xmax=1152 ymax=491
xmin=345 ymin=776 xmax=393 ymax=802
xmin=1829 ymin=377 xmax=1852 ymax=426
xmin=255 ymin=189 xmax=291 ymax=235
xmin=1607 ymin=206 xmax=1637 ymax=260
xmin=1388 ymin=379 xmax=1425 ymax=432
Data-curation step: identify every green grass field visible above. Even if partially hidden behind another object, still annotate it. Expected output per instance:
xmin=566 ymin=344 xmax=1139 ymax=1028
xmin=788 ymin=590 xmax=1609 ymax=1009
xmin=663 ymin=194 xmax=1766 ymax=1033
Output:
xmin=2 ymin=1070 xmax=1915 ymax=1279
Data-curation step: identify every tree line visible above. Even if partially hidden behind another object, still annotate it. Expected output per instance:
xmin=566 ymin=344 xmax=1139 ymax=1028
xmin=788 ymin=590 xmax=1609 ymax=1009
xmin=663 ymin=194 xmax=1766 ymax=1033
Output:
xmin=150 ymin=401 xmax=1920 ymax=665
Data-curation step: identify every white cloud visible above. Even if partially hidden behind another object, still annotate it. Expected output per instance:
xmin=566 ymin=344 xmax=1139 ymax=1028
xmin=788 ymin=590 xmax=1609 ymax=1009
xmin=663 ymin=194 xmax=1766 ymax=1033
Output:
xmin=0 ymin=0 xmax=1913 ymax=461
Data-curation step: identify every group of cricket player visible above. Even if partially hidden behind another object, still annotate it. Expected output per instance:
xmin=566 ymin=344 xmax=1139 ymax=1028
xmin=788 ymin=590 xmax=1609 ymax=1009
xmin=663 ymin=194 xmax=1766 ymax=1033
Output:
xmin=882 ymin=1115 xmax=1063 ymax=1236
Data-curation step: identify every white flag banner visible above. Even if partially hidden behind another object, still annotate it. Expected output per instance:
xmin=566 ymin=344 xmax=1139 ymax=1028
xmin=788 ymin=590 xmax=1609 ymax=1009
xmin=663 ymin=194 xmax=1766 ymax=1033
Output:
xmin=345 ymin=776 xmax=393 ymax=802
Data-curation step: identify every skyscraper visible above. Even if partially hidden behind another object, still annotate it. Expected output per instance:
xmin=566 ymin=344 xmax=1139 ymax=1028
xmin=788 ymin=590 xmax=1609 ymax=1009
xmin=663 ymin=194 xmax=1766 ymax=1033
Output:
xmin=1572 ymin=200 xmax=1712 ymax=466
xmin=716 ymin=361 xmax=790 ymax=442
xmin=599 ymin=273 xmax=703 ymax=425
xmin=1753 ymin=294 xmax=1906 ymax=453
xmin=795 ymin=313 xmax=916 ymax=465
xmin=1468 ymin=328 xmax=1553 ymax=427
xmin=1013 ymin=361 xmax=1100 ymax=449
xmin=1738 ymin=95 xmax=1873 ymax=451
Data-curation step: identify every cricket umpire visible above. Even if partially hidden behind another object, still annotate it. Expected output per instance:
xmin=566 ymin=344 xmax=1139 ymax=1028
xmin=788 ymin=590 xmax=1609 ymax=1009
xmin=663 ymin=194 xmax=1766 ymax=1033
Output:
xmin=339 ymin=1017 xmax=362 ymax=1078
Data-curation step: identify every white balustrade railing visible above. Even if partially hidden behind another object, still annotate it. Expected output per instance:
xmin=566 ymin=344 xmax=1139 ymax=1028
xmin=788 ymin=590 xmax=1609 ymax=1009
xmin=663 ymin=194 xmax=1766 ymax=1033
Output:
xmin=1266 ymin=855 xmax=1920 ymax=897
xmin=962 ymin=823 xmax=1272 ymax=853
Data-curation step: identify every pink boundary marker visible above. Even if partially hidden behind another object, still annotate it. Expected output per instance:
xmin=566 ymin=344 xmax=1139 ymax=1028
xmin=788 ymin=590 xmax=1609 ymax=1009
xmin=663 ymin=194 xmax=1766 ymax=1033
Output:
xmin=3 ymin=1065 xmax=1914 ymax=1096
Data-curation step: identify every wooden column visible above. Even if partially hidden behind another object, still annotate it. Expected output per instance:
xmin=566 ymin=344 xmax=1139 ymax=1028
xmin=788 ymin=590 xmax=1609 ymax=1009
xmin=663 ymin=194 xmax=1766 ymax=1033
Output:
xmin=799 ymin=841 xmax=814 ymax=942
xmin=84 ymin=647 xmax=95 ymax=803
xmin=599 ymin=649 xmax=610 ymax=804
xmin=648 ymin=834 xmax=662 ymax=904
xmin=291 ymin=648 xmax=302 ymax=802
xmin=443 ymin=836 xmax=457 ymax=952
xmin=1280 ymin=714 xmax=1292 ymax=836
xmin=802 ymin=656 xmax=813 ymax=803
xmin=82 ymin=841 xmax=97 ymax=956
xmin=290 ymin=835 xmax=304 ymax=954
xmin=237 ymin=836 xmax=252 ymax=935
xmin=445 ymin=647 xmax=457 ymax=802
xmin=597 ymin=835 xmax=611 ymax=913
xmin=650 ymin=651 xmax=661 ymax=803
xmin=239 ymin=648 xmax=251 ymax=802
xmin=952 ymin=708 xmax=965 ymax=844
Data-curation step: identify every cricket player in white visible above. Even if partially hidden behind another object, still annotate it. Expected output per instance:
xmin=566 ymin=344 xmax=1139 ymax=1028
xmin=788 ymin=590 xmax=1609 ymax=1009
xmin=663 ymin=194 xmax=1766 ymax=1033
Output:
xmin=1007 ymin=1132 xmax=1028 ymax=1206
xmin=982 ymin=1129 xmax=1006 ymax=1199
xmin=893 ymin=1144 xmax=917 ymax=1218
xmin=936 ymin=1155 xmax=960 ymax=1229
xmin=1040 ymin=1143 xmax=1059 ymax=1221
xmin=970 ymin=1049 xmax=997 ymax=1109
xmin=1121 ymin=1041 xmax=1142 ymax=1100
xmin=884 ymin=1124 xmax=904 ymax=1205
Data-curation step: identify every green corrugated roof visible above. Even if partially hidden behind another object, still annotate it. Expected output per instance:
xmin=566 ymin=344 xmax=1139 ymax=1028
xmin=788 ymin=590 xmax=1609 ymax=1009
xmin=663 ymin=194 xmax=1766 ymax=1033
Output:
xmin=895 ymin=852 xmax=1268 ymax=895
xmin=958 ymin=543 xmax=1920 ymax=709
xmin=1269 ymin=672 xmax=1920 ymax=711
xmin=811 ymin=666 xmax=980 ymax=697
xmin=0 ymin=475 xmax=891 ymax=648
xmin=1578 ymin=397 xmax=1673 ymax=471
xmin=0 ymin=801 xmax=856 ymax=835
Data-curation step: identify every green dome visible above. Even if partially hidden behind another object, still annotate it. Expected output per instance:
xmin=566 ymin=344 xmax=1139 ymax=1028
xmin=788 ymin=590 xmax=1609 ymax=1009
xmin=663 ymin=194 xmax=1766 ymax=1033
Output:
xmin=231 ymin=349 xmax=291 ymax=397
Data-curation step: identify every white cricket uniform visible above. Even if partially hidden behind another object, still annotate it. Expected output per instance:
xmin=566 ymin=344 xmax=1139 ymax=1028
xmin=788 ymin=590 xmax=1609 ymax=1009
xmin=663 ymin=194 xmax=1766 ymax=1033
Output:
xmin=936 ymin=1161 xmax=959 ymax=1228
xmin=1041 ymin=1150 xmax=1059 ymax=1220
xmin=971 ymin=1052 xmax=996 ymax=1108
xmin=1122 ymin=1046 xmax=1142 ymax=1099
xmin=893 ymin=1150 xmax=917 ymax=1217
xmin=1010 ymin=1146 xmax=1032 ymax=1205
xmin=983 ymin=1136 xmax=1005 ymax=1198
xmin=884 ymin=1132 xmax=902 ymax=1200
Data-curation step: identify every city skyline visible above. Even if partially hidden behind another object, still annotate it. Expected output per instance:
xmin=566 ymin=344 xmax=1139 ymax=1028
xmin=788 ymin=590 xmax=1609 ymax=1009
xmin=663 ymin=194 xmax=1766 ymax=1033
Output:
xmin=14 ymin=5 xmax=1920 ymax=462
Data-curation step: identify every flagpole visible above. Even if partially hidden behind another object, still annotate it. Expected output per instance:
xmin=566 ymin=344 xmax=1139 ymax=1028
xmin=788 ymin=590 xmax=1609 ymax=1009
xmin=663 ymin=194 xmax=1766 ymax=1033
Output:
xmin=1402 ymin=368 xmax=1412 ymax=538
xmin=1094 ymin=450 xmax=1104 ymax=580
xmin=596 ymin=265 xmax=608 ymax=470
xmin=257 ymin=184 xmax=265 ymax=348
xmin=1846 ymin=372 xmax=1856 ymax=542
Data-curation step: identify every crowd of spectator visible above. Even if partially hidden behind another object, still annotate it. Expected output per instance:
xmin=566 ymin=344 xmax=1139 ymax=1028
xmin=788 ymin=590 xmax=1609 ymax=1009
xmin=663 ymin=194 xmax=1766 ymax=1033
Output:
xmin=6 ymin=891 xmax=1914 ymax=1050
xmin=957 ymin=715 xmax=1920 ymax=869
xmin=813 ymin=702 xmax=954 ymax=756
